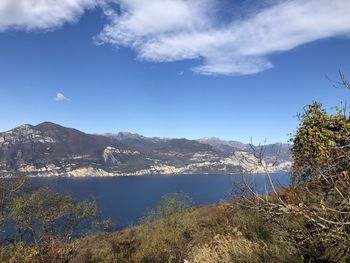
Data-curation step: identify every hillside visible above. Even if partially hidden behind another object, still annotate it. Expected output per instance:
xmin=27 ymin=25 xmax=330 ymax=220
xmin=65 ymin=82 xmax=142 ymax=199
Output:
xmin=61 ymin=198 xmax=301 ymax=263
xmin=0 ymin=123 xmax=291 ymax=177
xmin=0 ymin=122 xmax=150 ymax=177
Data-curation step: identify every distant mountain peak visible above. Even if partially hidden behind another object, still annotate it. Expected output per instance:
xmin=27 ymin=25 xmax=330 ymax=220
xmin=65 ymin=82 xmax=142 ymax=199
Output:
xmin=0 ymin=122 xmax=292 ymax=177
xmin=200 ymin=136 xmax=221 ymax=141
xmin=106 ymin=131 xmax=170 ymax=143
xmin=36 ymin=121 xmax=58 ymax=126
xmin=34 ymin=121 xmax=75 ymax=130
xmin=16 ymin=124 xmax=34 ymax=130
xmin=198 ymin=137 xmax=249 ymax=153
xmin=116 ymin=131 xmax=148 ymax=139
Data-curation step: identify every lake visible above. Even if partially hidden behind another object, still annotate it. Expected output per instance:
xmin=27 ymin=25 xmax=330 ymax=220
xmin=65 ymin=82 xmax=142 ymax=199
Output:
xmin=31 ymin=173 xmax=290 ymax=229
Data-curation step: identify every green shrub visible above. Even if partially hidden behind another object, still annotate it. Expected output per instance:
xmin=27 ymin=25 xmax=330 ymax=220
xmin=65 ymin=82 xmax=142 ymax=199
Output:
xmin=0 ymin=243 xmax=43 ymax=263
xmin=133 ymin=193 xmax=197 ymax=263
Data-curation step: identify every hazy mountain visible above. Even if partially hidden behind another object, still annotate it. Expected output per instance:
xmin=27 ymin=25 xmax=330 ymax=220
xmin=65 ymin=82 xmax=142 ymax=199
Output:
xmin=198 ymin=137 xmax=249 ymax=153
xmin=198 ymin=137 xmax=291 ymax=162
xmin=257 ymin=143 xmax=292 ymax=162
xmin=0 ymin=123 xmax=292 ymax=177
xmin=104 ymin=132 xmax=169 ymax=153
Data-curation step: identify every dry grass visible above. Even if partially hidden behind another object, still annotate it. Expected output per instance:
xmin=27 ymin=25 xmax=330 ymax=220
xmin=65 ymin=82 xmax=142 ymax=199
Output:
xmin=188 ymin=234 xmax=297 ymax=263
xmin=68 ymin=198 xmax=301 ymax=263
xmin=189 ymin=235 xmax=264 ymax=263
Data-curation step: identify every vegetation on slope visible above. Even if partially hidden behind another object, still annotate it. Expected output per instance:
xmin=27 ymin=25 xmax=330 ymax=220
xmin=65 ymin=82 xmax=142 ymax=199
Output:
xmin=1 ymin=74 xmax=350 ymax=262
xmin=71 ymin=198 xmax=300 ymax=263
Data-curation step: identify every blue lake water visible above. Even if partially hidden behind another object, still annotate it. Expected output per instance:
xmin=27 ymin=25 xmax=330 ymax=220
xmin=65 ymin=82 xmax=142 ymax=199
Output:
xmin=31 ymin=173 xmax=290 ymax=229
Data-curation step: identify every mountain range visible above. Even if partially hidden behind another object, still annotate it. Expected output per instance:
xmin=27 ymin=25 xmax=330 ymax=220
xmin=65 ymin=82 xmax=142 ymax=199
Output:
xmin=0 ymin=122 xmax=292 ymax=177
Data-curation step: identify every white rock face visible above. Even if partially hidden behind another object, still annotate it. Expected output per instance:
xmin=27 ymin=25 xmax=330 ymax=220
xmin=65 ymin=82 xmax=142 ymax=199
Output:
xmin=0 ymin=123 xmax=292 ymax=178
xmin=67 ymin=167 xmax=114 ymax=177
xmin=18 ymin=165 xmax=37 ymax=173
xmin=103 ymin=147 xmax=120 ymax=165
xmin=0 ymin=124 xmax=56 ymax=148
xmin=190 ymin=152 xmax=220 ymax=162
xmin=103 ymin=146 xmax=140 ymax=165
xmin=224 ymin=151 xmax=292 ymax=174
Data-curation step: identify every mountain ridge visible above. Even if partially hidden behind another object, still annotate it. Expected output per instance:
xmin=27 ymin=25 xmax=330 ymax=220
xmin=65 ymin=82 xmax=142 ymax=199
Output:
xmin=0 ymin=122 xmax=292 ymax=177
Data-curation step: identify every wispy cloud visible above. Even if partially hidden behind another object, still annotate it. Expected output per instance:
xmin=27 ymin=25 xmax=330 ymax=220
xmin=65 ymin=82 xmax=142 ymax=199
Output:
xmin=54 ymin=93 xmax=69 ymax=102
xmin=0 ymin=0 xmax=97 ymax=31
xmin=97 ymin=0 xmax=350 ymax=75
xmin=1 ymin=0 xmax=350 ymax=75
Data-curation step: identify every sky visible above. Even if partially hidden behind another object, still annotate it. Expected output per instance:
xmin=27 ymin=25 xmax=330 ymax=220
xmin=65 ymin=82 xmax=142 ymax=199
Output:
xmin=0 ymin=0 xmax=350 ymax=143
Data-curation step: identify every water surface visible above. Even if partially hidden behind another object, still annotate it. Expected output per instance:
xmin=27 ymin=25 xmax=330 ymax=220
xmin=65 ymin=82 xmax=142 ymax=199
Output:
xmin=31 ymin=173 xmax=290 ymax=229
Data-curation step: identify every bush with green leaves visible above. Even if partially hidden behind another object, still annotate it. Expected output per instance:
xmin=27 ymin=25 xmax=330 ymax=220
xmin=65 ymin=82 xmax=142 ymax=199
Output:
xmin=133 ymin=193 xmax=198 ymax=263
xmin=10 ymin=187 xmax=99 ymax=244
xmin=0 ymin=177 xmax=28 ymax=233
xmin=0 ymin=178 xmax=111 ymax=262
xmin=291 ymin=102 xmax=350 ymax=181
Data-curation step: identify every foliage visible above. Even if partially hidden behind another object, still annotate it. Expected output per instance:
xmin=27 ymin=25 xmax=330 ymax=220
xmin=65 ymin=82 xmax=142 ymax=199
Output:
xmin=224 ymin=72 xmax=350 ymax=262
xmin=240 ymin=74 xmax=350 ymax=262
xmin=0 ymin=242 xmax=43 ymax=263
xmin=133 ymin=193 xmax=197 ymax=263
xmin=0 ymin=177 xmax=28 ymax=232
xmin=71 ymin=199 xmax=302 ymax=263
xmin=288 ymin=97 xmax=350 ymax=260
xmin=140 ymin=193 xmax=193 ymax=223
xmin=10 ymin=187 xmax=98 ymax=244
xmin=0 ymin=239 xmax=80 ymax=263
xmin=291 ymin=102 xmax=350 ymax=181
xmin=6 ymin=74 xmax=350 ymax=261
xmin=0 ymin=178 xmax=111 ymax=262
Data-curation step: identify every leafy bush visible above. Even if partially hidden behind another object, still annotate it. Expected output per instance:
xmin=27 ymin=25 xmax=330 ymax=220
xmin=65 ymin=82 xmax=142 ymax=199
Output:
xmin=133 ymin=193 xmax=197 ymax=263
xmin=291 ymin=102 xmax=350 ymax=181
xmin=0 ymin=243 xmax=42 ymax=263
xmin=0 ymin=179 xmax=111 ymax=262
xmin=10 ymin=187 xmax=98 ymax=244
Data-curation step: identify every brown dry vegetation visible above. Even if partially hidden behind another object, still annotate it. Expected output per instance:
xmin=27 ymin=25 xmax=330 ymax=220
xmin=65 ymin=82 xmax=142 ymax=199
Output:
xmin=1 ymin=173 xmax=346 ymax=263
xmin=2 ymin=73 xmax=350 ymax=262
xmin=67 ymin=200 xmax=301 ymax=263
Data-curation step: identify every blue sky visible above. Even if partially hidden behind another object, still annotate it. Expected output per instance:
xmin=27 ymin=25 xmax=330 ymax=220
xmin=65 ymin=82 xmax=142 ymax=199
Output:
xmin=0 ymin=0 xmax=350 ymax=143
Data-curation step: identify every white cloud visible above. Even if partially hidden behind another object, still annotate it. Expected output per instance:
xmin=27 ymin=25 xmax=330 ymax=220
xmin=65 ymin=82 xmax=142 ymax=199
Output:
xmin=1 ymin=0 xmax=350 ymax=75
xmin=98 ymin=0 xmax=350 ymax=75
xmin=54 ymin=93 xmax=69 ymax=102
xmin=0 ymin=0 xmax=97 ymax=31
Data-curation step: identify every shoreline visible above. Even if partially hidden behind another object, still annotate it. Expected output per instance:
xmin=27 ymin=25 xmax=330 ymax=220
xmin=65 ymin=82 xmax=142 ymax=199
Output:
xmin=0 ymin=171 xmax=290 ymax=179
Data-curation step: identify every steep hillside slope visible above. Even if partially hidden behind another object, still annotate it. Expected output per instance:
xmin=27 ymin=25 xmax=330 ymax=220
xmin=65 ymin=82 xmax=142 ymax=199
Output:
xmin=0 ymin=123 xmax=291 ymax=177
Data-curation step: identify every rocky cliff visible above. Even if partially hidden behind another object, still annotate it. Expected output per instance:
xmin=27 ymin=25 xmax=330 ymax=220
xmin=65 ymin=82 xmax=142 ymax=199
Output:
xmin=0 ymin=123 xmax=291 ymax=177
